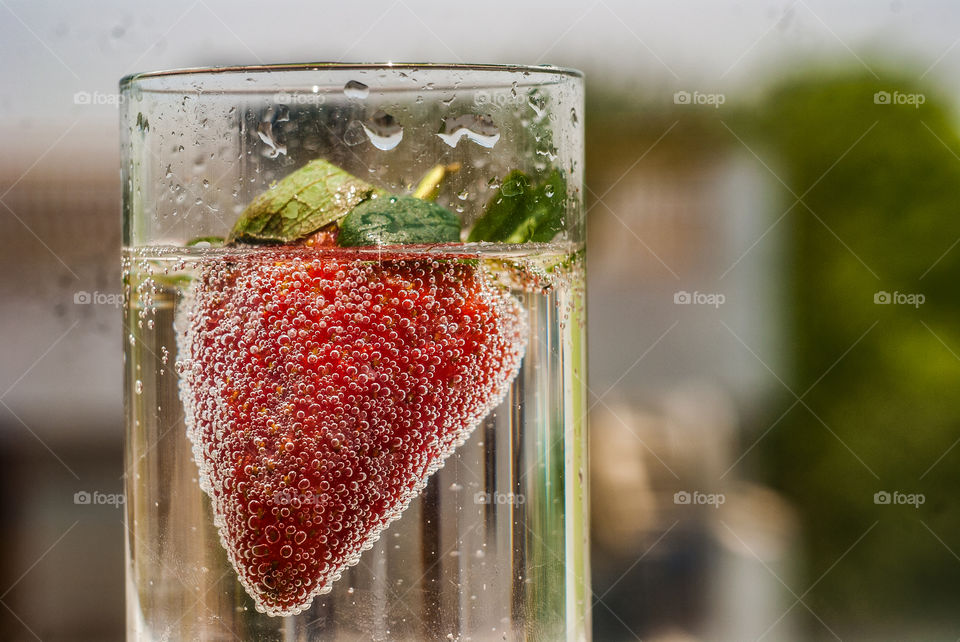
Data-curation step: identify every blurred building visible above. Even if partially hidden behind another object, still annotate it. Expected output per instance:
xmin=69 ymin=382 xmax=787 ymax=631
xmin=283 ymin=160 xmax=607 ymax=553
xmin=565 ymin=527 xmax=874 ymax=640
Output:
xmin=585 ymin=113 xmax=797 ymax=640
xmin=0 ymin=131 xmax=123 ymax=639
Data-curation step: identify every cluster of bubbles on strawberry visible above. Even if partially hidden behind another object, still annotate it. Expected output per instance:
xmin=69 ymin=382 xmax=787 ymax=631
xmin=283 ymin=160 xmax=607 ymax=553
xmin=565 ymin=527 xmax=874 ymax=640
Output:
xmin=176 ymin=252 xmax=527 ymax=615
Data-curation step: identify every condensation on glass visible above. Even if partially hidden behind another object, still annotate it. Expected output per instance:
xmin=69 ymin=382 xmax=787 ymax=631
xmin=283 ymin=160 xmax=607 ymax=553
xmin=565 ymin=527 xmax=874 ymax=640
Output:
xmin=121 ymin=63 xmax=588 ymax=641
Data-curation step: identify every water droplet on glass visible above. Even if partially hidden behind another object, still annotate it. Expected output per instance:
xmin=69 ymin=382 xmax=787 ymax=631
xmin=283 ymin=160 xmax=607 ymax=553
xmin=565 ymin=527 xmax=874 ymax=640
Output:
xmin=257 ymin=106 xmax=287 ymax=158
xmin=361 ymin=110 xmax=403 ymax=150
xmin=528 ymin=94 xmax=546 ymax=117
xmin=500 ymin=174 xmax=527 ymax=197
xmin=456 ymin=189 xmax=469 ymax=200
xmin=135 ymin=380 xmax=143 ymax=394
xmin=343 ymin=80 xmax=369 ymax=99
xmin=136 ymin=112 xmax=150 ymax=133
xmin=437 ymin=114 xmax=500 ymax=148
xmin=571 ymin=107 xmax=579 ymax=125
xmin=342 ymin=120 xmax=367 ymax=147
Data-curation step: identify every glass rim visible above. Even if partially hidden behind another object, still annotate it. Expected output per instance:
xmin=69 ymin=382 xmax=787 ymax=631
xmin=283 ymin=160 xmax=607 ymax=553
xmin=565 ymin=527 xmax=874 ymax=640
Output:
xmin=119 ymin=62 xmax=583 ymax=92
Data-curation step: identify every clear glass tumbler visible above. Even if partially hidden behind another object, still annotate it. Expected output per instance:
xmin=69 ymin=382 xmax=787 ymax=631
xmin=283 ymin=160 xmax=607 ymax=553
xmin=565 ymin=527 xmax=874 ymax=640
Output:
xmin=121 ymin=63 xmax=587 ymax=641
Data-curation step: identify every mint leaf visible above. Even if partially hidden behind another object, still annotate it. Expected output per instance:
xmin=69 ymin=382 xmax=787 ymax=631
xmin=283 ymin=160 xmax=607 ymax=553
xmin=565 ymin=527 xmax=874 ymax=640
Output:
xmin=228 ymin=159 xmax=384 ymax=244
xmin=338 ymin=196 xmax=461 ymax=246
xmin=467 ymin=169 xmax=566 ymax=243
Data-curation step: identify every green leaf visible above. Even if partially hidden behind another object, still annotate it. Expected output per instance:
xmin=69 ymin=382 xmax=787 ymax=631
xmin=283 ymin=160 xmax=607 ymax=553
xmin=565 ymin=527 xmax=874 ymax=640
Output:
xmin=338 ymin=196 xmax=461 ymax=246
xmin=227 ymin=159 xmax=384 ymax=244
xmin=467 ymin=169 xmax=567 ymax=243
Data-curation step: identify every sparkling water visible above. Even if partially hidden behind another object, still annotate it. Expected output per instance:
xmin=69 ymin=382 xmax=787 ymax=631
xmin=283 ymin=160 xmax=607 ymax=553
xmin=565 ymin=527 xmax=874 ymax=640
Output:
xmin=123 ymin=242 xmax=588 ymax=641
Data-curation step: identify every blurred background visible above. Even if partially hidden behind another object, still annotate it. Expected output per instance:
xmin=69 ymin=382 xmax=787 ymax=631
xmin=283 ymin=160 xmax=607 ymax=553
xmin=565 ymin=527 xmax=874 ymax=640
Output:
xmin=2 ymin=1 xmax=960 ymax=639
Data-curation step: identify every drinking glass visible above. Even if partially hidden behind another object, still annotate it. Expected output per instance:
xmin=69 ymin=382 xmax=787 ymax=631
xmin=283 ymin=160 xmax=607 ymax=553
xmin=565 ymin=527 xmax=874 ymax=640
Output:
xmin=121 ymin=63 xmax=587 ymax=641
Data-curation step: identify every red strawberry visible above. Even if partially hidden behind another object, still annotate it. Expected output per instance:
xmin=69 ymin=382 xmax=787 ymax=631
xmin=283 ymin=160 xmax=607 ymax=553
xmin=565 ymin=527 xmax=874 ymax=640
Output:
xmin=175 ymin=248 xmax=526 ymax=616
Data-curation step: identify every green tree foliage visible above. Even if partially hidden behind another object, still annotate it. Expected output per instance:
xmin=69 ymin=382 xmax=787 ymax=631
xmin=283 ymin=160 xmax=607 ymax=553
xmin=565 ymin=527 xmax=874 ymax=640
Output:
xmin=751 ymin=69 xmax=960 ymax=628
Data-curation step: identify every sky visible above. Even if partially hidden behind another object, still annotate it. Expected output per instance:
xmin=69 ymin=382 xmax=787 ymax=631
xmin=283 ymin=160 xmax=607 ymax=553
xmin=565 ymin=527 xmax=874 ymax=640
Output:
xmin=1 ymin=0 xmax=960 ymax=131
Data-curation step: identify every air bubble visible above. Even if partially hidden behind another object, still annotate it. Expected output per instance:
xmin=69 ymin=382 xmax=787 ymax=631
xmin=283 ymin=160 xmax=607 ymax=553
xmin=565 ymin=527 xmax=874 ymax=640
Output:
xmin=174 ymin=250 xmax=529 ymax=616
